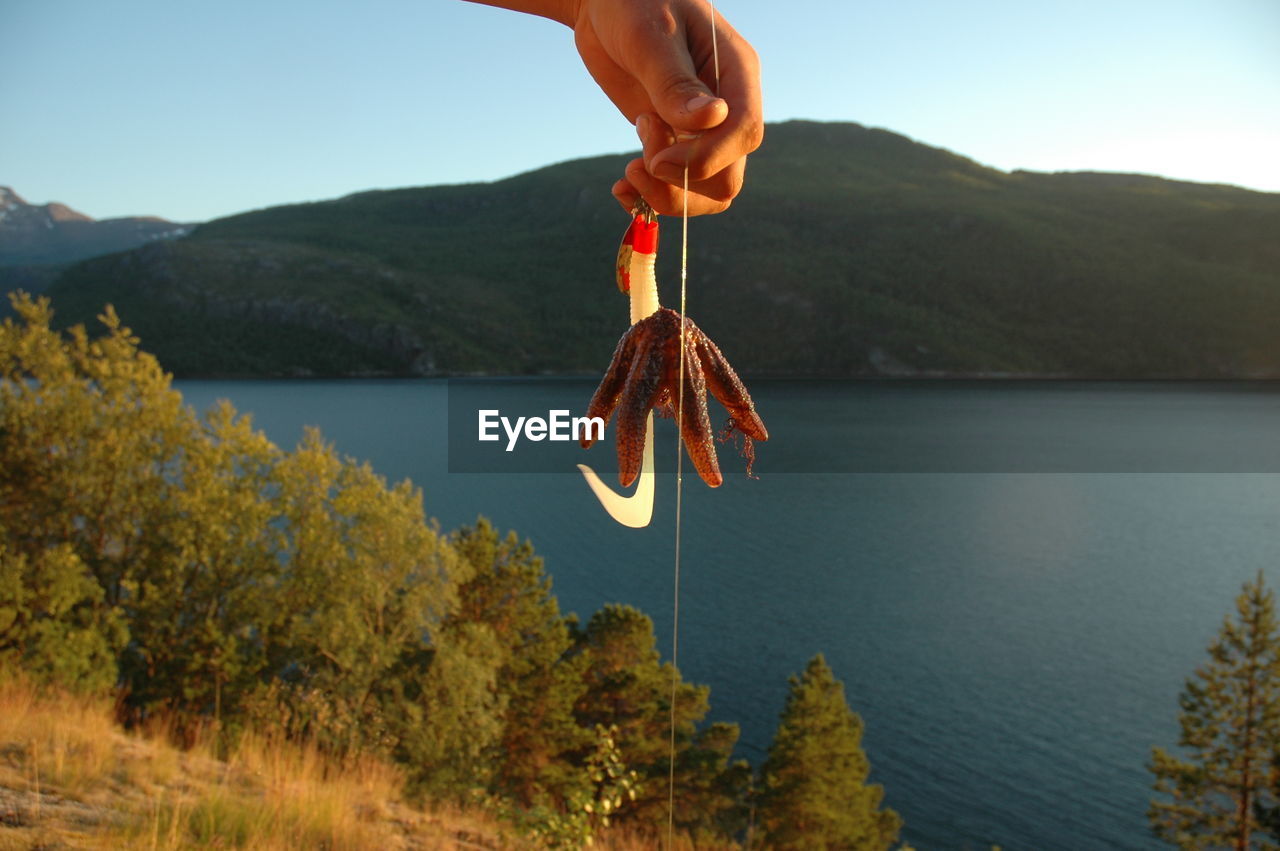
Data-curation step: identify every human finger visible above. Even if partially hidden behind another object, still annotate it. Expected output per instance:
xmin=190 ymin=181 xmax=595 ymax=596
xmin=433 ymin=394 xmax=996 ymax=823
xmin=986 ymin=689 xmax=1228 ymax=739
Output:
xmin=637 ymin=112 xmax=744 ymax=206
xmin=636 ymin=112 xmax=676 ymax=168
xmin=649 ymin=18 xmax=762 ymax=184
xmin=604 ymin=1 xmax=730 ymax=134
xmin=619 ymin=157 xmax=734 ymax=216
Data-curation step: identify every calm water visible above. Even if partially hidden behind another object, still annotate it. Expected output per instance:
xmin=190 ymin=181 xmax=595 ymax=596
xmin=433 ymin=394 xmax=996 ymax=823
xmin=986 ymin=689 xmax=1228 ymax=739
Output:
xmin=178 ymin=378 xmax=1280 ymax=850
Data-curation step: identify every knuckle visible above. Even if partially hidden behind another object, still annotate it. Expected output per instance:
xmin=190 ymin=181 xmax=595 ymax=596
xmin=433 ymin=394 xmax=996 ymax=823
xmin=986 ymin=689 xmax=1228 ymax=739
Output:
xmin=694 ymin=196 xmax=732 ymax=215
xmin=625 ymin=159 xmax=653 ymax=185
xmin=691 ymin=162 xmax=744 ymax=199
xmin=654 ymin=7 xmax=679 ymax=39
xmin=744 ymin=118 xmax=764 ymax=152
xmin=658 ymin=70 xmax=700 ymax=102
xmin=705 ymin=182 xmax=738 ymax=203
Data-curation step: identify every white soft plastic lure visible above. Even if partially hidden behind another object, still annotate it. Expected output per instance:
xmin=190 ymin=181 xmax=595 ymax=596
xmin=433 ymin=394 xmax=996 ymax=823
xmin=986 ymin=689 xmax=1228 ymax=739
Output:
xmin=576 ymin=411 xmax=655 ymax=528
xmin=575 ymin=205 xmax=662 ymax=527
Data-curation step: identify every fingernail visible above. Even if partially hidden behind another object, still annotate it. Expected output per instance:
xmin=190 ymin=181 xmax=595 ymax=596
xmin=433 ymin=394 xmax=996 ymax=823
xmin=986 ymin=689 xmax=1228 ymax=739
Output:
xmin=685 ymin=94 xmax=722 ymax=114
xmin=635 ymin=114 xmax=649 ymax=143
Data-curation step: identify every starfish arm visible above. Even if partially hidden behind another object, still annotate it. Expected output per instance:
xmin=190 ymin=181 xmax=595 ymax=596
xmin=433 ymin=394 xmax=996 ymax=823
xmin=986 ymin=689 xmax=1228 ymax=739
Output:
xmin=679 ymin=332 xmax=723 ymax=488
xmin=615 ymin=333 xmax=665 ymax=487
xmin=693 ymin=326 xmax=769 ymax=442
xmin=581 ymin=326 xmax=640 ymax=448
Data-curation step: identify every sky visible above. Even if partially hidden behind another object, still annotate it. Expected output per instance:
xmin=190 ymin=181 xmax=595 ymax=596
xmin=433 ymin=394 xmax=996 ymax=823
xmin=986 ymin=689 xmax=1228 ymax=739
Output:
xmin=4 ymin=0 xmax=1278 ymax=223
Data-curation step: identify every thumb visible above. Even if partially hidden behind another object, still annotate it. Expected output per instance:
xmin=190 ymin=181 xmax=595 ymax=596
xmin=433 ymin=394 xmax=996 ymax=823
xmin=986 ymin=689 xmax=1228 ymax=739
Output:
xmin=664 ymin=88 xmax=728 ymax=134
xmin=631 ymin=33 xmax=727 ymax=133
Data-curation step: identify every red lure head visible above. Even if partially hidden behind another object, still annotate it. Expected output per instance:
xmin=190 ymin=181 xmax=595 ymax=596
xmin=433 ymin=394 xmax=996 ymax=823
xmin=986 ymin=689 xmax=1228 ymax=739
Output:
xmin=615 ymin=206 xmax=659 ymax=293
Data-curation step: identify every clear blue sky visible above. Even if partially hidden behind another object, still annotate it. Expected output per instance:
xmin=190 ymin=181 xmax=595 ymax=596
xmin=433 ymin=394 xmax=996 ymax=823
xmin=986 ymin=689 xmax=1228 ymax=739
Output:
xmin=4 ymin=0 xmax=1278 ymax=222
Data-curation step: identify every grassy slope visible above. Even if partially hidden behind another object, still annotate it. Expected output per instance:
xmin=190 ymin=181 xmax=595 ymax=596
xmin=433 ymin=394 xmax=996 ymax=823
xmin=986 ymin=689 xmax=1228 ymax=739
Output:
xmin=0 ymin=675 xmax=692 ymax=850
xmin=40 ymin=121 xmax=1280 ymax=378
xmin=0 ymin=675 xmax=519 ymax=850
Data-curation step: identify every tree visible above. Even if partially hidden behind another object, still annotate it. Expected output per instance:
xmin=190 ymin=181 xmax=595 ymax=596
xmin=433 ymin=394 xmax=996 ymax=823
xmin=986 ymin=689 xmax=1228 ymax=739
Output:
xmin=0 ymin=539 xmax=125 ymax=691
xmin=0 ymin=294 xmax=192 ymax=612
xmin=0 ymin=293 xmax=488 ymax=764
xmin=1 ymin=293 xmax=281 ymax=717
xmin=0 ymin=293 xmax=187 ymax=693
xmin=268 ymin=427 xmax=492 ymax=786
xmin=450 ymin=518 xmax=590 ymax=808
xmin=757 ymin=654 xmax=901 ymax=850
xmin=118 ymin=400 xmax=282 ymax=729
xmin=574 ymin=603 xmax=746 ymax=839
xmin=0 ymin=291 xmax=764 ymax=840
xmin=1262 ymin=755 xmax=1280 ymax=842
xmin=1150 ymin=571 xmax=1280 ymax=850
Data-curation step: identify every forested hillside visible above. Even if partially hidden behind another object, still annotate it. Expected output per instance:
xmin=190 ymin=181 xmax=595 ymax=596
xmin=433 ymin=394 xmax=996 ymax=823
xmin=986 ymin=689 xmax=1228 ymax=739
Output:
xmin=38 ymin=121 xmax=1280 ymax=378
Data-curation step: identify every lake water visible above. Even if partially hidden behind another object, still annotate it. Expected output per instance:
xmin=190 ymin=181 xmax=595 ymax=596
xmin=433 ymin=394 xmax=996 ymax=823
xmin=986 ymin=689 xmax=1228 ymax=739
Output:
xmin=177 ymin=378 xmax=1280 ymax=850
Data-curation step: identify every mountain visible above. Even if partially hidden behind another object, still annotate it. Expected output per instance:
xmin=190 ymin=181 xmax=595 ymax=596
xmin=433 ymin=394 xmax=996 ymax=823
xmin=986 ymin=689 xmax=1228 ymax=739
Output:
xmin=0 ymin=186 xmax=191 ymax=268
xmin=32 ymin=122 xmax=1280 ymax=378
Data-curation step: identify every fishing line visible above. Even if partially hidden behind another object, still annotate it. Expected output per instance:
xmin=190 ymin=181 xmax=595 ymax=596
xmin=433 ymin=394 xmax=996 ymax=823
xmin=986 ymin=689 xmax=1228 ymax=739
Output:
xmin=668 ymin=4 xmax=719 ymax=846
xmin=666 ymin=164 xmax=689 ymax=850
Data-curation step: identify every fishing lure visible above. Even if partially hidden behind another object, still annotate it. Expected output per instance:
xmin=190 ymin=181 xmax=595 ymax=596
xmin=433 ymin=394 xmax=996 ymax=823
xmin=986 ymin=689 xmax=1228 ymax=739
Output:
xmin=580 ymin=200 xmax=767 ymax=490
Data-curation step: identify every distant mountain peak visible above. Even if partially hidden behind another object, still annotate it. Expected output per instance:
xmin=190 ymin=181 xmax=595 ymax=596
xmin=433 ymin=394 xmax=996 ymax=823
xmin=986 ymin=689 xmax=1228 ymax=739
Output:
xmin=0 ymin=186 xmax=190 ymax=268
xmin=0 ymin=186 xmax=94 ymax=222
xmin=45 ymin=202 xmax=93 ymax=223
xmin=0 ymin=186 xmax=25 ymax=212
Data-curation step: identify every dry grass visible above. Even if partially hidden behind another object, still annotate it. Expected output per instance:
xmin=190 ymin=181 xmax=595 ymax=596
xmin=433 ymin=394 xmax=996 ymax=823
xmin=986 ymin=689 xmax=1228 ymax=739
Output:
xmin=0 ymin=672 xmax=523 ymax=849
xmin=0 ymin=673 xmax=723 ymax=850
xmin=111 ymin=734 xmax=406 ymax=849
xmin=0 ymin=673 xmax=119 ymax=800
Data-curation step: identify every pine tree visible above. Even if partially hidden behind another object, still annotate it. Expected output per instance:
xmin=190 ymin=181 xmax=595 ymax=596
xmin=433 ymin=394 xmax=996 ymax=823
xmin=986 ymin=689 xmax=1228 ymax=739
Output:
xmin=1262 ymin=755 xmax=1280 ymax=841
xmin=450 ymin=518 xmax=590 ymax=808
xmin=574 ymin=603 xmax=743 ymax=837
xmin=1150 ymin=571 xmax=1280 ymax=850
xmin=757 ymin=654 xmax=901 ymax=850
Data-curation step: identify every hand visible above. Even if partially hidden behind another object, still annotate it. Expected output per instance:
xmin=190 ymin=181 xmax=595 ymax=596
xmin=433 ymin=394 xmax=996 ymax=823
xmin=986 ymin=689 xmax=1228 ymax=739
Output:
xmin=569 ymin=0 xmax=763 ymax=216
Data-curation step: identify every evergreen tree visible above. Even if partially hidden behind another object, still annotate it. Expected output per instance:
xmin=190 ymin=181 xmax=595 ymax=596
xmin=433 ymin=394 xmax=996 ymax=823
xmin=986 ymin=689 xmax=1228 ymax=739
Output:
xmin=1260 ymin=752 xmax=1280 ymax=842
xmin=757 ymin=654 xmax=901 ymax=850
xmin=450 ymin=518 xmax=591 ymax=808
xmin=1150 ymin=571 xmax=1280 ymax=850
xmin=574 ymin=603 xmax=745 ymax=838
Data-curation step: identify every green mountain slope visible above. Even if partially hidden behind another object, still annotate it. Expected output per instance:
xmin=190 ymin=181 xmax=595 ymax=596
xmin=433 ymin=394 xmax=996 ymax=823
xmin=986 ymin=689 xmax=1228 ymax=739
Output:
xmin=39 ymin=121 xmax=1280 ymax=377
